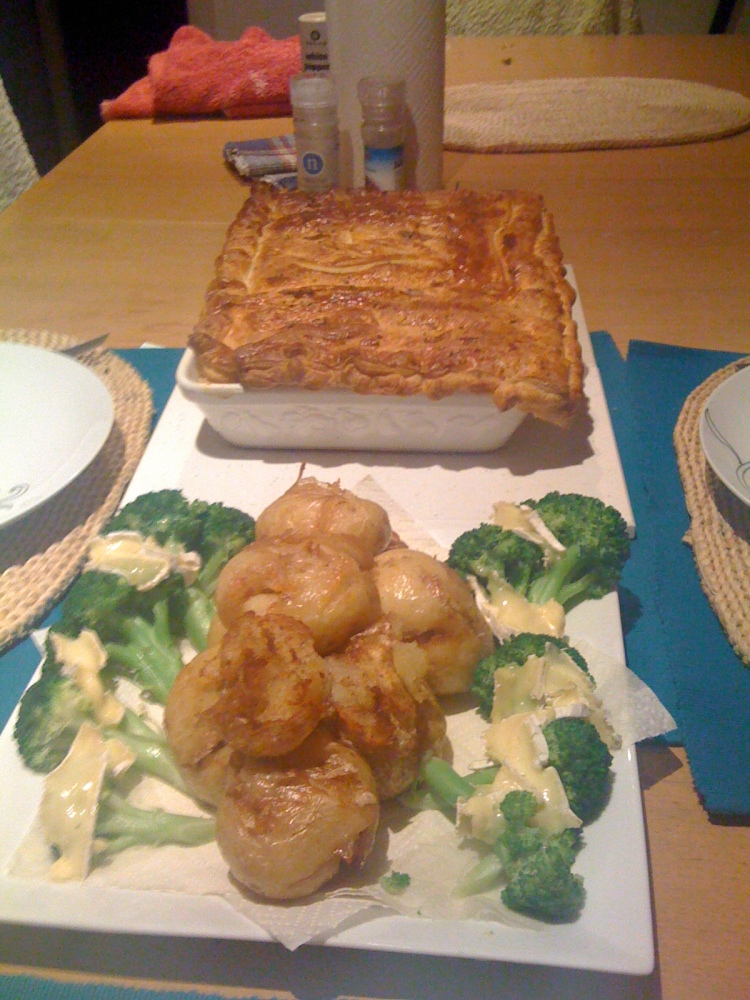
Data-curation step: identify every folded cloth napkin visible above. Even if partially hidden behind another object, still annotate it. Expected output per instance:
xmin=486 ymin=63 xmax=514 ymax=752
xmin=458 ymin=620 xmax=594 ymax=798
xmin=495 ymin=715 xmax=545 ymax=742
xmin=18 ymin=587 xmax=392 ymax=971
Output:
xmin=100 ymin=25 xmax=301 ymax=121
xmin=223 ymin=134 xmax=296 ymax=177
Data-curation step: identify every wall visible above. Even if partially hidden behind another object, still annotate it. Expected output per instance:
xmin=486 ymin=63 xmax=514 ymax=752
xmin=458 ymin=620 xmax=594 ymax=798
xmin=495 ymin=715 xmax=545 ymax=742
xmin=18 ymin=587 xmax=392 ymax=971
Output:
xmin=187 ymin=0 xmax=749 ymax=39
xmin=187 ymin=0 xmax=316 ymax=39
xmin=640 ymin=0 xmax=748 ymax=33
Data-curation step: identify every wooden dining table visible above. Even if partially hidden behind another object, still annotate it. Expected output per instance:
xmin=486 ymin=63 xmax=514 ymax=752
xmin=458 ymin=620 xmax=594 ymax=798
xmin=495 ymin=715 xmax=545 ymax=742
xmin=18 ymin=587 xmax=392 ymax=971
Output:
xmin=0 ymin=31 xmax=748 ymax=1000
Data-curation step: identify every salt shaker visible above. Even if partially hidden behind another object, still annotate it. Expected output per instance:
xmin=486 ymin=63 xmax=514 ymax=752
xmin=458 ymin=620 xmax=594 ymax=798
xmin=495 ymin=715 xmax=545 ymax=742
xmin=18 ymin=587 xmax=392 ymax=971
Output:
xmin=357 ymin=77 xmax=407 ymax=191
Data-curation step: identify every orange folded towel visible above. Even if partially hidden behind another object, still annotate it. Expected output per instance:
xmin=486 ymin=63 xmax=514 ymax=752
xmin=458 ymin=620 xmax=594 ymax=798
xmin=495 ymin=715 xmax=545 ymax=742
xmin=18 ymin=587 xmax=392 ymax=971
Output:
xmin=100 ymin=25 xmax=302 ymax=121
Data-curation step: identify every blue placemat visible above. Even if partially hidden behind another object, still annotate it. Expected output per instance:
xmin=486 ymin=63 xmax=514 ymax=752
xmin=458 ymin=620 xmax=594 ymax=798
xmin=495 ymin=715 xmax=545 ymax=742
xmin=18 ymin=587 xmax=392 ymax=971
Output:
xmin=119 ymin=348 xmax=183 ymax=422
xmin=591 ymin=332 xmax=750 ymax=817
xmin=0 ymin=350 xmax=182 ymax=731
xmin=590 ymin=333 xmax=682 ymax=733
xmin=3 ymin=340 xmax=749 ymax=816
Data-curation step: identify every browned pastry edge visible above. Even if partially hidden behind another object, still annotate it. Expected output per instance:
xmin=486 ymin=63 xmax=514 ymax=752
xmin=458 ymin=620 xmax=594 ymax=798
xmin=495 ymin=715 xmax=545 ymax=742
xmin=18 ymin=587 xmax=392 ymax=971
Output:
xmin=190 ymin=184 xmax=583 ymax=426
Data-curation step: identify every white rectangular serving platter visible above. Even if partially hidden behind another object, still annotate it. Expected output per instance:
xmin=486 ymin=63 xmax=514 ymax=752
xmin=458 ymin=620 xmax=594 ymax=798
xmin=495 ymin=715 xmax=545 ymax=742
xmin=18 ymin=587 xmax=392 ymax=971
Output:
xmin=0 ymin=276 xmax=653 ymax=975
xmin=0 ymin=603 xmax=652 ymax=974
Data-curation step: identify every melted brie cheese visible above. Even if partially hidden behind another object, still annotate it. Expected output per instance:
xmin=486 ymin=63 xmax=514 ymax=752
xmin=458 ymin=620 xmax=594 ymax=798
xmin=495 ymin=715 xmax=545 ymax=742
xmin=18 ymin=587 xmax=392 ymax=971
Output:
xmin=50 ymin=630 xmax=124 ymax=727
xmin=490 ymin=655 xmax=548 ymax=722
xmin=484 ymin=714 xmax=582 ymax=835
xmin=471 ymin=576 xmax=565 ymax=641
xmin=102 ymin=736 xmax=137 ymax=777
xmin=40 ymin=725 xmax=137 ymax=881
xmin=542 ymin=645 xmax=620 ymax=750
xmin=457 ymin=787 xmax=506 ymax=844
xmin=40 ymin=723 xmax=108 ymax=881
xmin=480 ymin=642 xmax=622 ymax=832
xmin=87 ymin=531 xmax=201 ymax=589
xmin=491 ymin=502 xmax=566 ymax=561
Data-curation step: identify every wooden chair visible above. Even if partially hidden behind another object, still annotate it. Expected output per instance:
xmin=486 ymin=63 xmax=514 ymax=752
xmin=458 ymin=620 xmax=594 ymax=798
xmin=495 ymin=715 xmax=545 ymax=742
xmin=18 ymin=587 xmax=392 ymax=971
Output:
xmin=0 ymin=77 xmax=39 ymax=212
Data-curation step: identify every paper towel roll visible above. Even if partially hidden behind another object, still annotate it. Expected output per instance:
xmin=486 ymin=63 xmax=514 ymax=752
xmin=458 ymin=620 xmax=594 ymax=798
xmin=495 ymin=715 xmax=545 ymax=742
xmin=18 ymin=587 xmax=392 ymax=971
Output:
xmin=325 ymin=0 xmax=445 ymax=190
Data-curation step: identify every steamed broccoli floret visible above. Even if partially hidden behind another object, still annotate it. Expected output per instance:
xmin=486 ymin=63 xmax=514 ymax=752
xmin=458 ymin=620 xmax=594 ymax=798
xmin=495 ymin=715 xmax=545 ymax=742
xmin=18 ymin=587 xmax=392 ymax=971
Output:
xmin=57 ymin=571 xmax=144 ymax=636
xmin=103 ymin=490 xmax=255 ymax=651
xmin=544 ymin=717 xmax=613 ymax=824
xmin=13 ymin=639 xmax=188 ymax=792
xmin=500 ymin=826 xmax=585 ymax=922
xmin=419 ymin=765 xmax=585 ymax=922
xmin=471 ymin=633 xmax=590 ymax=720
xmin=523 ymin=492 xmax=630 ymax=611
xmin=448 ymin=495 xmax=629 ymax=620
xmin=447 ymin=524 xmax=544 ymax=596
xmin=497 ymin=791 xmax=582 ymax=863
xmin=168 ymin=500 xmax=254 ymax=649
xmin=492 ymin=788 xmax=547 ymax=862
xmin=476 ymin=786 xmax=585 ymax=921
xmin=13 ymin=666 xmax=93 ymax=773
xmin=195 ymin=501 xmax=256 ymax=595
xmin=58 ymin=570 xmax=184 ymax=703
xmin=379 ymin=871 xmax=411 ymax=894
xmin=94 ymin=789 xmax=215 ymax=860
xmin=105 ymin=490 xmax=255 ymax=582
xmin=105 ymin=489 xmax=204 ymax=553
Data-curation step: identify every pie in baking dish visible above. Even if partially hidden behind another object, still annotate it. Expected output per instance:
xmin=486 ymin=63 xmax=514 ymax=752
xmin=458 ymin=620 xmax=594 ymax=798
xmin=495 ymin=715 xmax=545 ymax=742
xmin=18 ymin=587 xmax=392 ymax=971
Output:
xmin=189 ymin=183 xmax=583 ymax=426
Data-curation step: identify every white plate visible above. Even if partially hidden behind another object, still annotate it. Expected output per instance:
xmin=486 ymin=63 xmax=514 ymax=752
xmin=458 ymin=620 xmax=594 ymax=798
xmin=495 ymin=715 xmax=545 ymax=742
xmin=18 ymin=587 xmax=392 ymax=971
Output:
xmin=0 ymin=343 xmax=114 ymax=528
xmin=699 ymin=363 xmax=750 ymax=506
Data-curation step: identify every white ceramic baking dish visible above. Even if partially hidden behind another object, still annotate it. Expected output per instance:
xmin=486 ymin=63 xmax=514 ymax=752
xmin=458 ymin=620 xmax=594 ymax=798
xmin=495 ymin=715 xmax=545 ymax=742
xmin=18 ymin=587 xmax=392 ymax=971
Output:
xmin=176 ymin=348 xmax=526 ymax=452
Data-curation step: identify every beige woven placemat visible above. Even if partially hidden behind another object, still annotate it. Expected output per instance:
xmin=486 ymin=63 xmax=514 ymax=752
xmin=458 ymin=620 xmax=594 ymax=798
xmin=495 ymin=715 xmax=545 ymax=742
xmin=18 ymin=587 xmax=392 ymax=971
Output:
xmin=674 ymin=357 xmax=750 ymax=667
xmin=444 ymin=77 xmax=750 ymax=152
xmin=0 ymin=329 xmax=154 ymax=652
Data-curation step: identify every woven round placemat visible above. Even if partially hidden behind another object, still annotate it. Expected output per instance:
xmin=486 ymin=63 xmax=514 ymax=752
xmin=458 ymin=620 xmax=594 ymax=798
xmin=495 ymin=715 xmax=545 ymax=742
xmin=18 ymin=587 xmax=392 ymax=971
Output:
xmin=0 ymin=329 xmax=154 ymax=653
xmin=674 ymin=356 xmax=750 ymax=667
xmin=444 ymin=77 xmax=750 ymax=152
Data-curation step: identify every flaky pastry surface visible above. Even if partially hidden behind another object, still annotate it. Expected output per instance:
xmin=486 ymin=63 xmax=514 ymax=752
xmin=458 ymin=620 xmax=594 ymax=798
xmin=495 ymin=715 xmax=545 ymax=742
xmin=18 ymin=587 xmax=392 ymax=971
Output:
xmin=190 ymin=184 xmax=583 ymax=425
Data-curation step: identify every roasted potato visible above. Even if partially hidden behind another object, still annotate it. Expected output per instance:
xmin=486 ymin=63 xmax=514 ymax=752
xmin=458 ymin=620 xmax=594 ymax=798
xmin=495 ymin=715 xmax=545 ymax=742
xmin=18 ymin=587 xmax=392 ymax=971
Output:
xmin=372 ymin=548 xmax=495 ymax=695
xmin=216 ymin=727 xmax=379 ymax=900
xmin=214 ymin=536 xmax=381 ymax=655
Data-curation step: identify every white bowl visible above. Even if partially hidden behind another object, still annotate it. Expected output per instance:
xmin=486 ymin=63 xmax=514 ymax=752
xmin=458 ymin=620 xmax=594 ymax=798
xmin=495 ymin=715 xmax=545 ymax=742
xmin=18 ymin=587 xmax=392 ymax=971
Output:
xmin=176 ymin=349 xmax=525 ymax=452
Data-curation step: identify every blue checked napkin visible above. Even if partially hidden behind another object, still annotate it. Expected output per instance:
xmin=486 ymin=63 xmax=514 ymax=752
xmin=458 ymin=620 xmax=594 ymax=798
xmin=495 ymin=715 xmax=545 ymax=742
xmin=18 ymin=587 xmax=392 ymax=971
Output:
xmin=223 ymin=134 xmax=297 ymax=187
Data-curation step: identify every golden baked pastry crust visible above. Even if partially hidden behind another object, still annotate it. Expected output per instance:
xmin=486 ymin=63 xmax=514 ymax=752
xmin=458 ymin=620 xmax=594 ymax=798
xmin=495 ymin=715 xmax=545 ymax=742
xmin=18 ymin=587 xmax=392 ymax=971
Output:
xmin=190 ymin=184 xmax=583 ymax=425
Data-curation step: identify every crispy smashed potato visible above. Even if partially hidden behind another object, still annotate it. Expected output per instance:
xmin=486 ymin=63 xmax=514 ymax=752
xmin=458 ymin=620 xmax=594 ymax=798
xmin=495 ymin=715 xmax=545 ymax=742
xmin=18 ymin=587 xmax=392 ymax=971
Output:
xmin=163 ymin=645 xmax=231 ymax=807
xmin=165 ymin=613 xmax=329 ymax=798
xmin=214 ymin=536 xmax=381 ymax=655
xmin=206 ymin=613 xmax=227 ymax=648
xmin=212 ymin=611 xmax=330 ymax=758
xmin=372 ymin=548 xmax=495 ymax=695
xmin=216 ymin=727 xmax=379 ymax=900
xmin=254 ymin=477 xmax=391 ymax=564
xmin=327 ymin=620 xmax=447 ymax=799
